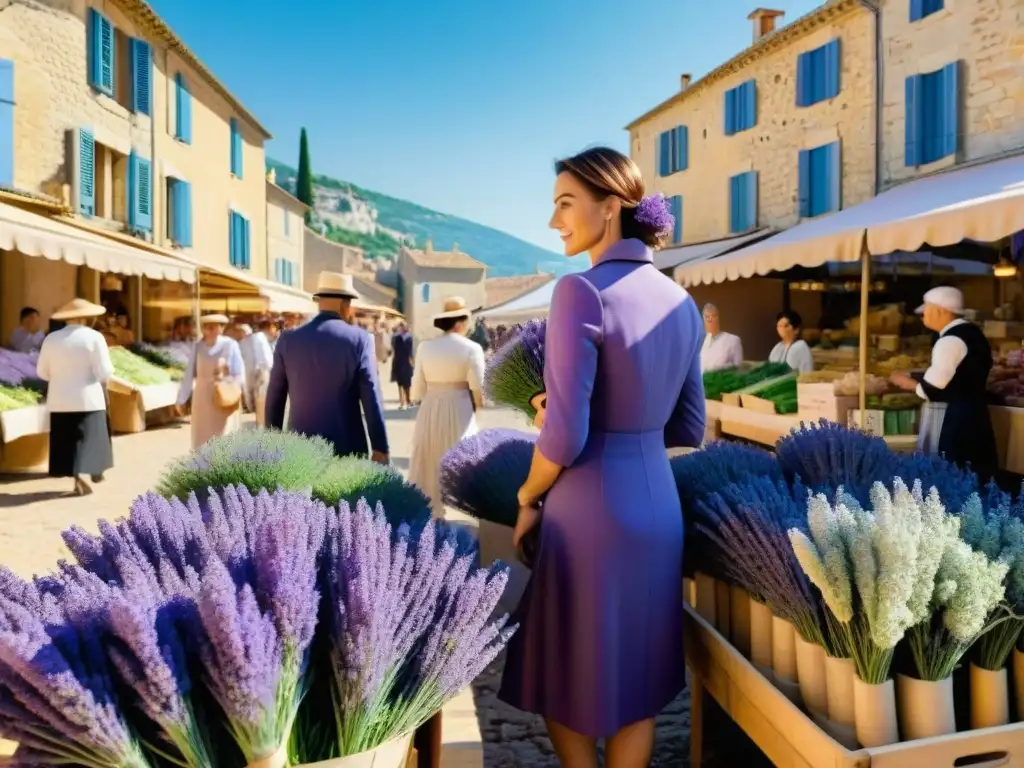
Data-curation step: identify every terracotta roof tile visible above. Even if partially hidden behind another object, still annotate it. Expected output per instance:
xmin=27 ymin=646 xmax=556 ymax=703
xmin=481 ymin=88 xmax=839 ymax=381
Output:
xmin=484 ymin=274 xmax=555 ymax=308
xmin=404 ymin=244 xmax=486 ymax=270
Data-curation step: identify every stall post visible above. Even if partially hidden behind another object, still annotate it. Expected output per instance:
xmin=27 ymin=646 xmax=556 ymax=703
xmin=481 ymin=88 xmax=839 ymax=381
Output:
xmin=858 ymin=239 xmax=871 ymax=427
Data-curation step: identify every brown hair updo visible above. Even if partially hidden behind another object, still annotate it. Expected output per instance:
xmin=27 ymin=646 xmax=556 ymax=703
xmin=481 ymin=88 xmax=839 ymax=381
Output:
xmin=554 ymin=146 xmax=667 ymax=250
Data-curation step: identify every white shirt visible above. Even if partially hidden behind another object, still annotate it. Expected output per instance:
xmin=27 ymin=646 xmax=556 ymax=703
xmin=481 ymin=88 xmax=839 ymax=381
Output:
xmin=410 ymin=332 xmax=486 ymax=404
xmin=769 ymin=339 xmax=814 ymax=373
xmin=36 ymin=325 xmax=114 ymax=412
xmin=10 ymin=327 xmax=45 ymax=353
xmin=916 ymin=318 xmax=969 ymax=401
xmin=700 ymin=331 xmax=744 ymax=372
xmin=240 ymin=332 xmax=274 ymax=376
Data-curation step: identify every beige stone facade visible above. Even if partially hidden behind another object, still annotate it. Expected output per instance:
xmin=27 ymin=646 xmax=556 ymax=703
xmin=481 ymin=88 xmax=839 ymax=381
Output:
xmin=627 ymin=1 xmax=876 ymax=245
xmin=879 ymin=0 xmax=1024 ymax=186
xmin=265 ymin=179 xmax=307 ymax=288
xmin=397 ymin=242 xmax=486 ymax=342
xmin=303 ymin=229 xmax=363 ymax=291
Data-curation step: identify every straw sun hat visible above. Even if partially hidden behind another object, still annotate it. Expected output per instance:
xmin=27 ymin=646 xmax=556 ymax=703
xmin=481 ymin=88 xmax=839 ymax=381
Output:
xmin=199 ymin=314 xmax=230 ymax=325
xmin=433 ymin=296 xmax=471 ymax=322
xmin=50 ymin=298 xmax=106 ymax=321
xmin=314 ymin=271 xmax=360 ymax=300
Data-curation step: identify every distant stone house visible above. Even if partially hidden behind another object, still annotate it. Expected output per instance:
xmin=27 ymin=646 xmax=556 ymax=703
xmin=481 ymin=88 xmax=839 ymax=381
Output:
xmin=397 ymin=240 xmax=486 ymax=341
xmin=302 ymin=229 xmax=398 ymax=311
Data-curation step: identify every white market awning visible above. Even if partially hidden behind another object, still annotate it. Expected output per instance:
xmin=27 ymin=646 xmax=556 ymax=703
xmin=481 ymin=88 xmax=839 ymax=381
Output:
xmin=676 ymin=154 xmax=1024 ymax=287
xmin=0 ymin=203 xmax=196 ymax=283
xmin=250 ymin=276 xmax=317 ymax=314
xmin=652 ymin=228 xmax=775 ymax=274
xmin=477 ymin=277 xmax=559 ymax=323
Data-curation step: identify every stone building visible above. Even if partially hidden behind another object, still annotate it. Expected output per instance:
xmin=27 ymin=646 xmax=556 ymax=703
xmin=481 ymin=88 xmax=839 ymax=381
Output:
xmin=301 ymin=229 xmax=398 ymax=311
xmin=627 ymin=1 xmax=876 ymax=246
xmin=879 ymin=0 xmax=1024 ymax=186
xmin=265 ymin=171 xmax=308 ymax=289
xmin=397 ymin=241 xmax=486 ymax=341
xmin=484 ymin=273 xmax=555 ymax=310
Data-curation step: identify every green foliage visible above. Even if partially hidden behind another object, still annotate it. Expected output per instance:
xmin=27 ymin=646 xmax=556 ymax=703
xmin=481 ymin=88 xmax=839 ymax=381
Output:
xmin=311 ymin=457 xmax=431 ymax=528
xmin=156 ymin=429 xmax=336 ymax=500
xmin=297 ymin=128 xmax=314 ymax=224
xmin=322 ymin=221 xmax=405 ymax=262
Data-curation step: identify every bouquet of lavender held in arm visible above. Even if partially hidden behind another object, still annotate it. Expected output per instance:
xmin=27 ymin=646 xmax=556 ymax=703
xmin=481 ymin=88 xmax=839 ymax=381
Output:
xmin=440 ymin=429 xmax=537 ymax=528
xmin=483 ymin=318 xmax=546 ymax=421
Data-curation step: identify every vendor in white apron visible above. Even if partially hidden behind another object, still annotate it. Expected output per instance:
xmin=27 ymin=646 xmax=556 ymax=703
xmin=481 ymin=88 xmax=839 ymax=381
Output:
xmin=700 ymin=303 xmax=744 ymax=372
xmin=889 ymin=286 xmax=998 ymax=482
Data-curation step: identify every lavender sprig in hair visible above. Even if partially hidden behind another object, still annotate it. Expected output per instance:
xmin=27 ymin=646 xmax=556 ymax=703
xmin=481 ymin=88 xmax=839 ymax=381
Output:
xmin=483 ymin=319 xmax=546 ymax=421
xmin=633 ymin=193 xmax=675 ymax=237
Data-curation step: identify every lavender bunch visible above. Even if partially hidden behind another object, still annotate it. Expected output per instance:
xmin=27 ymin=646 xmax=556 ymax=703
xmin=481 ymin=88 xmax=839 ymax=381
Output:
xmin=670 ymin=441 xmax=782 ymax=512
xmin=0 ymin=577 xmax=151 ymax=767
xmin=312 ymin=457 xmax=432 ymax=530
xmin=483 ymin=319 xmax=546 ymax=420
xmin=440 ymin=429 xmax=536 ymax=527
xmin=323 ymin=501 xmax=513 ymax=755
xmin=195 ymin=490 xmax=326 ymax=764
xmin=156 ymin=429 xmax=336 ymax=501
xmin=694 ymin=477 xmax=824 ymax=646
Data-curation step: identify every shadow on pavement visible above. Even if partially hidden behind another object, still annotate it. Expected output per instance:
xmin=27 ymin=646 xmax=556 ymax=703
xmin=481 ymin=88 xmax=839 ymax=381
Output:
xmin=0 ymin=490 xmax=73 ymax=507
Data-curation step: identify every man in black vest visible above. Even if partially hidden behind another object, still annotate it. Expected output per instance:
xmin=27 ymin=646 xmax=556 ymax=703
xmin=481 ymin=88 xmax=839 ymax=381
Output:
xmin=890 ymin=286 xmax=998 ymax=483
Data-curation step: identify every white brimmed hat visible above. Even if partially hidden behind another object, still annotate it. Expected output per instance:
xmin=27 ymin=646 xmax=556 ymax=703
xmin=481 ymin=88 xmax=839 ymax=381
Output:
xmin=200 ymin=313 xmax=230 ymax=325
xmin=51 ymin=298 xmax=106 ymax=321
xmin=314 ymin=271 xmax=360 ymax=300
xmin=433 ymin=296 xmax=471 ymax=321
xmin=915 ymin=286 xmax=965 ymax=316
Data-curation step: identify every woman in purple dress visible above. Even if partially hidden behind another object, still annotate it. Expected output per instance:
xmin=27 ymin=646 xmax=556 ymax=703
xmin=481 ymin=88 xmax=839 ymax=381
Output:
xmin=499 ymin=147 xmax=706 ymax=767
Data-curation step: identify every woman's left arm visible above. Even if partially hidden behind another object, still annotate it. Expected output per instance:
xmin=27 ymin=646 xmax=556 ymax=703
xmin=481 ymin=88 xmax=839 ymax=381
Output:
xmin=467 ymin=342 xmax=486 ymax=410
xmin=518 ymin=274 xmax=603 ymax=507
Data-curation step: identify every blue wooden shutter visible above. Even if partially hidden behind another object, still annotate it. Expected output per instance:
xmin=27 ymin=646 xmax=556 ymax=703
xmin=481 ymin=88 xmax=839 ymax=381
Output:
xmin=178 ymin=181 xmax=193 ymax=247
xmin=128 ymin=153 xmax=152 ymax=232
xmin=824 ymin=39 xmax=841 ymax=100
xmin=230 ymin=118 xmax=243 ymax=177
xmin=743 ymin=81 xmax=757 ymax=130
xmin=724 ymin=89 xmax=735 ymax=136
xmin=940 ymin=61 xmax=959 ymax=159
xmin=909 ymin=0 xmax=925 ymax=20
xmin=671 ymin=195 xmax=683 ymax=244
xmin=797 ymin=149 xmax=811 ymax=218
xmin=175 ymin=74 xmax=192 ymax=144
xmin=904 ymin=75 xmax=921 ymax=167
xmin=131 ymin=39 xmax=151 ymax=115
xmin=825 ymin=143 xmax=841 ymax=213
xmin=243 ymin=216 xmax=251 ymax=268
xmin=422 ymin=283 xmax=430 ymax=303
xmin=78 ymin=128 xmax=95 ymax=216
xmin=128 ymin=152 xmax=138 ymax=229
xmin=0 ymin=59 xmax=13 ymax=187
xmin=728 ymin=174 xmax=740 ymax=233
xmin=796 ymin=52 xmax=810 ymax=107
xmin=87 ymin=10 xmax=114 ymax=95
xmin=674 ymin=126 xmax=688 ymax=171
xmin=228 ymin=212 xmax=237 ymax=266
xmin=745 ymin=171 xmax=758 ymax=230
xmin=273 ymin=257 xmax=281 ymax=282
xmin=169 ymin=180 xmax=181 ymax=242
xmin=658 ymin=131 xmax=671 ymax=176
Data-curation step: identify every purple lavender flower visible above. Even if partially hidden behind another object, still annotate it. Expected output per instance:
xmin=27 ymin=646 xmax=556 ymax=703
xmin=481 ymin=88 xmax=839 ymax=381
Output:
xmin=634 ymin=193 xmax=675 ymax=236
xmin=484 ymin=319 xmax=546 ymax=421
xmin=440 ymin=429 xmax=536 ymax=527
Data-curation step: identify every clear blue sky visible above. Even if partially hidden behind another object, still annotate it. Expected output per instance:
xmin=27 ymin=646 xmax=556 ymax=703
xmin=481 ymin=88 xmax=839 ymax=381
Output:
xmin=149 ymin=0 xmax=820 ymax=254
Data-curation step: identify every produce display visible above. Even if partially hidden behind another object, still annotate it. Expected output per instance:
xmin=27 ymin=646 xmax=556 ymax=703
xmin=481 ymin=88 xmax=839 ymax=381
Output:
xmin=109 ymin=345 xmax=175 ymax=386
xmin=0 ymin=383 xmax=42 ymax=412
xmin=702 ymin=361 xmax=792 ymax=401
xmin=0 ymin=348 xmax=38 ymax=386
xmin=988 ymin=348 xmax=1024 ymax=406
xmin=742 ymin=372 xmax=799 ymax=414
xmin=129 ymin=341 xmax=187 ymax=378
xmin=833 ymin=370 xmax=889 ymax=397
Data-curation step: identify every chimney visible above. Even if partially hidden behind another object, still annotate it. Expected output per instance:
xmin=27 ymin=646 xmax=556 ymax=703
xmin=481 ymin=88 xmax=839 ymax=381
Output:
xmin=425 ymin=238 xmax=433 ymax=253
xmin=747 ymin=8 xmax=784 ymax=43
xmin=679 ymin=73 xmax=692 ymax=90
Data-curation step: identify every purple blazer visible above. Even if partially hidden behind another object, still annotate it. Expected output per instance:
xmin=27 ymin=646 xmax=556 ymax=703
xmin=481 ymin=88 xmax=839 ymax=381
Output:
xmin=265 ymin=311 xmax=389 ymax=457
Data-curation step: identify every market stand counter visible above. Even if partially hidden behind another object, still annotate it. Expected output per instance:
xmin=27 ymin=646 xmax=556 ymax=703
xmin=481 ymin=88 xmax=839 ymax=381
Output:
xmin=0 ymin=405 xmax=48 ymax=472
xmin=107 ymin=378 xmax=180 ymax=434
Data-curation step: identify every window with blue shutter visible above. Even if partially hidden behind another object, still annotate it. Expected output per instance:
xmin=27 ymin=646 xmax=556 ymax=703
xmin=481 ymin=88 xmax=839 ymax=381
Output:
xmin=798 ymin=142 xmax=841 ymax=219
xmin=657 ymin=126 xmax=688 ymax=176
xmin=127 ymin=152 xmax=152 ymax=232
xmin=77 ymin=128 xmax=96 ymax=217
xmin=724 ymin=80 xmax=757 ymax=135
xmin=87 ymin=9 xmax=114 ymax=96
xmin=130 ymin=39 xmax=151 ymax=115
xmin=910 ymin=0 xmax=943 ymax=22
xmin=169 ymin=179 xmax=192 ymax=247
xmin=230 ymin=118 xmax=243 ymax=177
xmin=669 ymin=195 xmax=683 ymax=244
xmin=904 ymin=62 xmax=959 ymax=167
xmin=796 ymin=39 xmax=841 ymax=107
xmin=174 ymin=73 xmax=192 ymax=143
xmin=729 ymin=171 xmax=758 ymax=233
xmin=229 ymin=212 xmax=251 ymax=268
xmin=0 ymin=59 xmax=13 ymax=188
xmin=421 ymin=283 xmax=430 ymax=303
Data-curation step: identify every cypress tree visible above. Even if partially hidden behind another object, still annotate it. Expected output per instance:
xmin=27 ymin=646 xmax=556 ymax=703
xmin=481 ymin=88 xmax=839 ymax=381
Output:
xmin=297 ymin=128 xmax=313 ymax=223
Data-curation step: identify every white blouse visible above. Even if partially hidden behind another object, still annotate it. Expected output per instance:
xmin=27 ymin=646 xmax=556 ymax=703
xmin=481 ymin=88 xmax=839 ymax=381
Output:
xmin=700 ymin=331 xmax=744 ymax=372
xmin=36 ymin=325 xmax=114 ymax=412
xmin=769 ymin=339 xmax=814 ymax=373
xmin=410 ymin=333 xmax=486 ymax=404
xmin=176 ymin=336 xmax=246 ymax=405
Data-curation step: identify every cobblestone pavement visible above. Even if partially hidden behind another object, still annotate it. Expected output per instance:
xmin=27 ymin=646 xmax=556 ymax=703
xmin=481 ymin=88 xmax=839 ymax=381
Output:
xmin=0 ymin=379 xmax=770 ymax=766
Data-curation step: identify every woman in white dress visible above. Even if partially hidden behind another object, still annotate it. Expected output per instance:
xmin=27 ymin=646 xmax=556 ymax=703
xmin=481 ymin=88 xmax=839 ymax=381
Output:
xmin=174 ymin=314 xmax=246 ymax=449
xmin=699 ymin=303 xmax=744 ymax=372
xmin=408 ymin=297 xmax=486 ymax=517
xmin=769 ymin=309 xmax=814 ymax=373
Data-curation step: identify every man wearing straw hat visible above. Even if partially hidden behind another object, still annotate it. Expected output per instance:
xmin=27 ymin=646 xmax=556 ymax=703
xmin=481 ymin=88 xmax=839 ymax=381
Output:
xmin=265 ymin=271 xmax=389 ymax=463
xmin=36 ymin=298 xmax=114 ymax=496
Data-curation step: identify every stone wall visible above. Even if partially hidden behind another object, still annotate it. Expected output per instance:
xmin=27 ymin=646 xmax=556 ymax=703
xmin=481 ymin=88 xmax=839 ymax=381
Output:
xmin=629 ymin=4 xmax=876 ymax=244
xmin=302 ymin=227 xmax=363 ymax=293
xmin=879 ymin=0 xmax=1024 ymax=185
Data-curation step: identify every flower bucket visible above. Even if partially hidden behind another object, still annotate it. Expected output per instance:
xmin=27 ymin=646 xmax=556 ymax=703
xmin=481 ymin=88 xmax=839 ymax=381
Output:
xmin=896 ymin=674 xmax=956 ymax=740
xmin=694 ymin=572 xmax=717 ymax=626
xmin=853 ymin=676 xmax=898 ymax=748
xmin=821 ymin=655 xmax=857 ymax=749
xmin=770 ymin=616 xmax=800 ymax=704
xmin=293 ymin=733 xmax=414 ymax=768
xmin=749 ymin=599 xmax=773 ymax=679
xmin=1014 ymin=649 xmax=1024 ymax=721
xmin=729 ymin=585 xmax=751 ymax=657
xmin=970 ymin=663 xmax=1010 ymax=730
xmin=714 ymin=579 xmax=731 ymax=637
xmin=794 ymin=634 xmax=827 ymax=718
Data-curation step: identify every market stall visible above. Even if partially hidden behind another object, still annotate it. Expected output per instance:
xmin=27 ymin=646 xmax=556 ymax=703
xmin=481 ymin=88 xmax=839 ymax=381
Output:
xmin=106 ymin=346 xmax=185 ymax=434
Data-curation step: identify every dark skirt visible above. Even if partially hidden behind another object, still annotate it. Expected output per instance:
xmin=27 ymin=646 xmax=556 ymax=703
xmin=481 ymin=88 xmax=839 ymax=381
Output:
xmin=49 ymin=410 xmax=113 ymax=478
